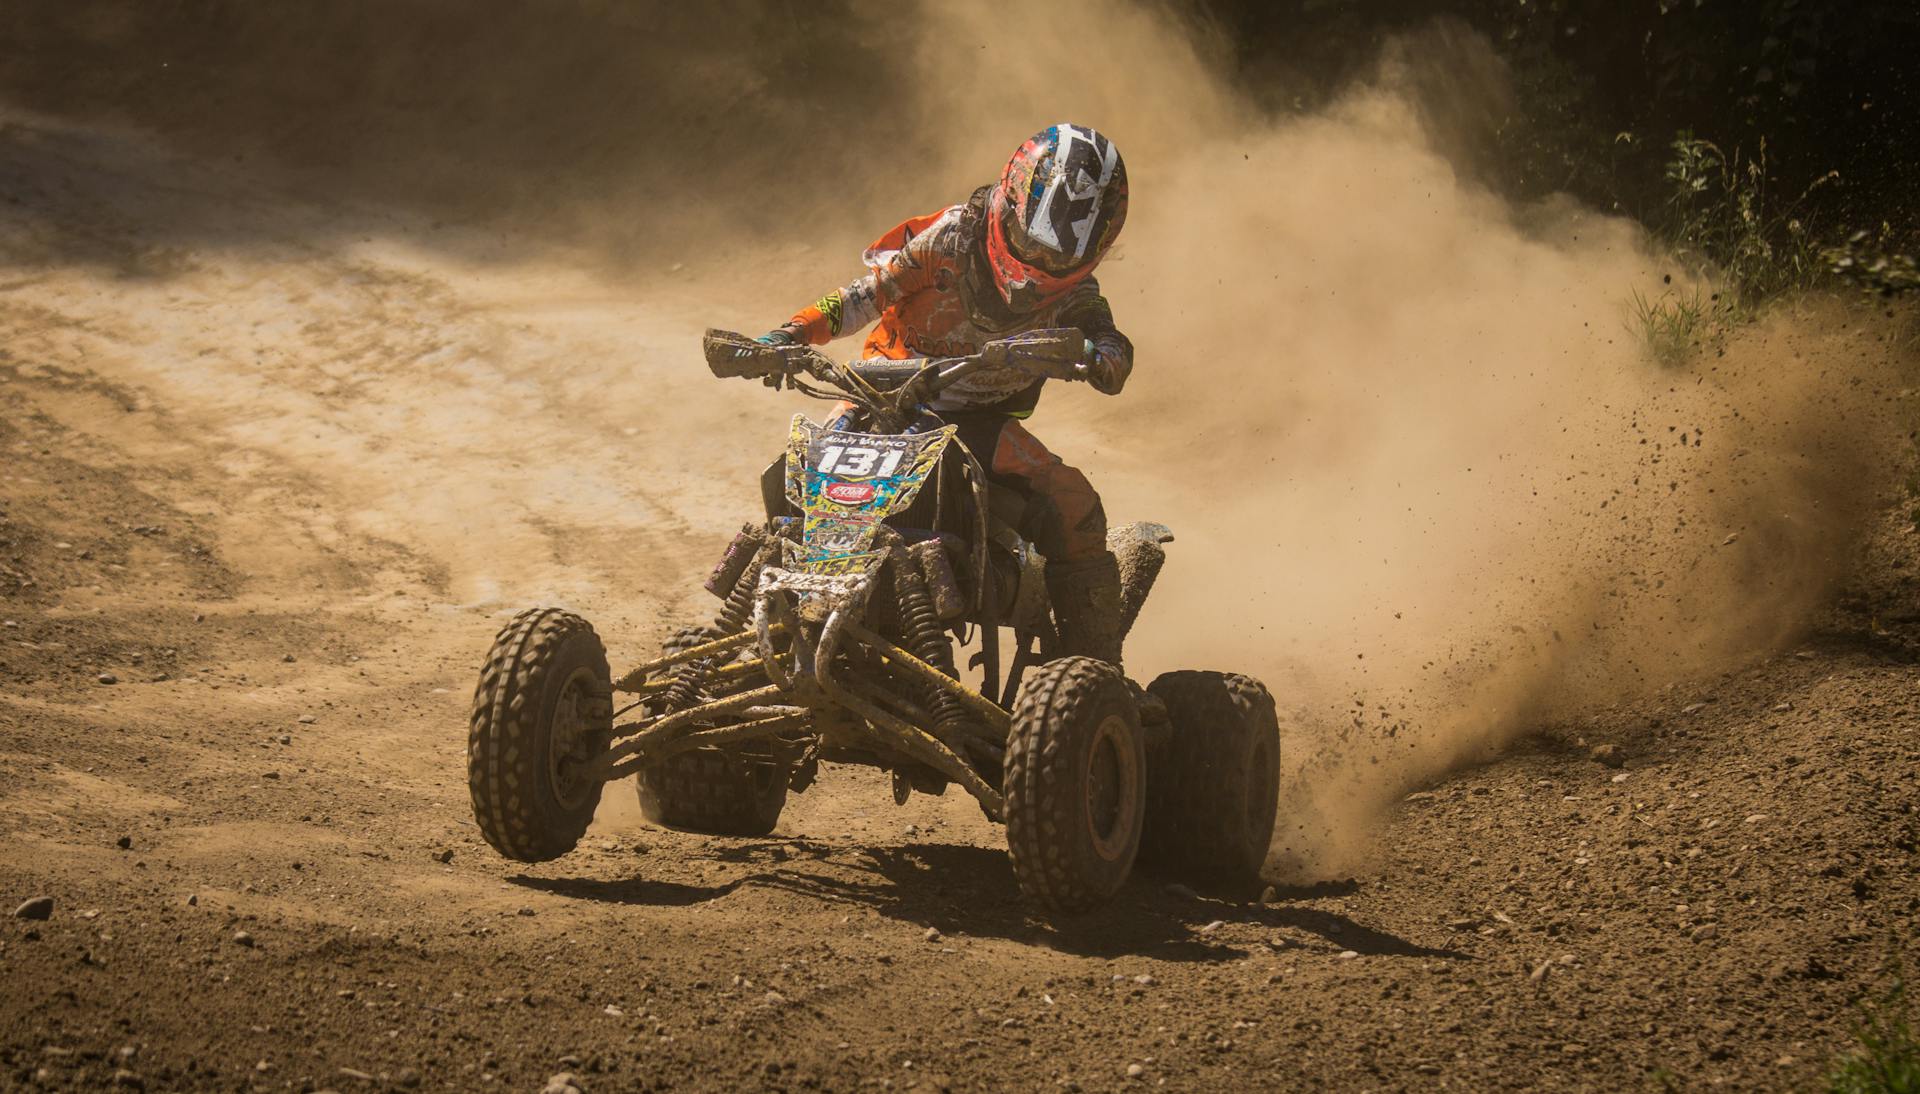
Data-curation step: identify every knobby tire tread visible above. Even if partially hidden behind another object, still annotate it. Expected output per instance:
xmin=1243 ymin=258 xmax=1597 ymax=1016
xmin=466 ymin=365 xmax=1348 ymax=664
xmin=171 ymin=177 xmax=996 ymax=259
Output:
xmin=1139 ymin=670 xmax=1281 ymax=884
xmin=1005 ymin=656 xmax=1141 ymax=915
xmin=634 ymin=626 xmax=787 ymax=837
xmin=468 ymin=607 xmax=608 ymax=862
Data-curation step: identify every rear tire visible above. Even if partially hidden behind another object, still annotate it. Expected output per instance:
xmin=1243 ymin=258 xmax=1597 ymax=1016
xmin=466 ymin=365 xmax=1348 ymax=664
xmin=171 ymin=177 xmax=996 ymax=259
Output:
xmin=1138 ymin=671 xmax=1280 ymax=886
xmin=1004 ymin=656 xmax=1145 ymax=914
xmin=468 ymin=608 xmax=612 ymax=862
xmin=636 ymin=749 xmax=788 ymax=837
xmin=633 ymin=625 xmax=789 ymax=836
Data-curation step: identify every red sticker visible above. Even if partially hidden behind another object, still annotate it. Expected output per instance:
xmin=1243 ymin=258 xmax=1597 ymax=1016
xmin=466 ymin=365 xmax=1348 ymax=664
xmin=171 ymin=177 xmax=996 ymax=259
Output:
xmin=824 ymin=482 xmax=876 ymax=505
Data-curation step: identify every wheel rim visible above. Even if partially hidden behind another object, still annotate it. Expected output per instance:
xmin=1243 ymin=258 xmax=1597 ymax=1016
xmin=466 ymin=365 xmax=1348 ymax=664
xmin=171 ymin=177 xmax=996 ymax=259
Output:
xmin=1083 ymin=713 xmax=1141 ymax=861
xmin=547 ymin=666 xmax=604 ymax=810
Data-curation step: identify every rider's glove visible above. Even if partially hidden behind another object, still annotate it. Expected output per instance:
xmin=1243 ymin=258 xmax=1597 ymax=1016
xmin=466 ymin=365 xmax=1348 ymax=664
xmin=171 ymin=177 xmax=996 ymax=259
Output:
xmin=1081 ymin=338 xmax=1124 ymax=395
xmin=751 ymin=329 xmax=798 ymax=388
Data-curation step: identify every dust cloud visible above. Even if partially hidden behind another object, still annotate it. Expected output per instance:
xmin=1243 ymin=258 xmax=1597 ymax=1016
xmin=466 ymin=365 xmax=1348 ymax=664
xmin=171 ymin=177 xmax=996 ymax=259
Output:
xmin=955 ymin=6 xmax=1907 ymax=878
xmin=7 ymin=2 xmax=1909 ymax=878
xmin=856 ymin=4 xmax=1910 ymax=877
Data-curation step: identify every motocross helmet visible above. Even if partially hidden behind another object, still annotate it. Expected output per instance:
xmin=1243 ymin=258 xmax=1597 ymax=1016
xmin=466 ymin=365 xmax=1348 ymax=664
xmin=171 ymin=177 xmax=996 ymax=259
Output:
xmin=985 ymin=124 xmax=1128 ymax=312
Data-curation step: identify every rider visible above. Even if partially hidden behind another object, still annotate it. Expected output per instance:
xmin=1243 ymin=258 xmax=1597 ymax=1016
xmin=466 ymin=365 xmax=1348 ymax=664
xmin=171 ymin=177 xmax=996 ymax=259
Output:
xmin=758 ymin=124 xmax=1133 ymax=665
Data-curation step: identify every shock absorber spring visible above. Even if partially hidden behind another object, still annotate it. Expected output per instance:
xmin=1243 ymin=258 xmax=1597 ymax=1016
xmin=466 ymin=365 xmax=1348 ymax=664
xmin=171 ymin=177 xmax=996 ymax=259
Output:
xmin=660 ymin=537 xmax=777 ymax=712
xmin=893 ymin=547 xmax=972 ymax=739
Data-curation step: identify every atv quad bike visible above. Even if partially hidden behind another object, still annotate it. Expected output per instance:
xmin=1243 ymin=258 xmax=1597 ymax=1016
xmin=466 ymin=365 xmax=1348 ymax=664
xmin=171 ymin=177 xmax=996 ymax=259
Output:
xmin=467 ymin=328 xmax=1281 ymax=914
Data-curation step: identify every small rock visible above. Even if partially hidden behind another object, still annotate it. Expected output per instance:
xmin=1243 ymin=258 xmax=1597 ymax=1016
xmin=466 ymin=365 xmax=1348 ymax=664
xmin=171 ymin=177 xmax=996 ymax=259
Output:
xmin=1793 ymin=650 xmax=1814 ymax=660
xmin=1681 ymin=702 xmax=1707 ymax=715
xmin=98 ymin=673 xmax=118 ymax=685
xmin=282 ymin=653 xmax=296 ymax=663
xmin=112 ymin=1068 xmax=145 ymax=1089
xmin=763 ymin=990 xmax=786 ymax=1006
xmin=115 ymin=835 xmax=132 ymax=850
xmin=262 ymin=771 xmax=281 ymax=780
xmin=232 ymin=930 xmax=255 ymax=947
xmin=1337 ymin=950 xmax=1359 ymax=960
xmin=1610 ymin=772 xmax=1631 ymax=784
xmin=1772 ymin=701 xmax=1793 ymax=713
xmin=1589 ymin=744 xmax=1625 ymax=768
xmin=1529 ymin=960 xmax=1552 ymax=983
xmin=277 ymin=735 xmax=291 ymax=745
xmin=297 ymin=714 xmax=317 ymax=725
xmin=1691 ymin=924 xmax=1719 ymax=941
xmin=923 ymin=927 xmax=942 ymax=943
xmin=1133 ymin=974 xmax=1155 ymax=986
xmin=517 ymin=906 xmax=537 ymax=917
xmin=394 ymin=1067 xmax=422 ymax=1089
xmin=556 ymin=1055 xmax=583 ymax=1069
xmin=1744 ymin=813 xmax=1769 ymax=824
xmin=1126 ymin=1063 xmax=1145 ymax=1079
xmin=542 ymin=1072 xmax=586 ymax=1094
xmin=1199 ymin=920 xmax=1225 ymax=934
xmin=1258 ymin=885 xmax=1278 ymax=904
xmin=12 ymin=896 xmax=54 ymax=920
xmin=433 ymin=849 xmax=455 ymax=865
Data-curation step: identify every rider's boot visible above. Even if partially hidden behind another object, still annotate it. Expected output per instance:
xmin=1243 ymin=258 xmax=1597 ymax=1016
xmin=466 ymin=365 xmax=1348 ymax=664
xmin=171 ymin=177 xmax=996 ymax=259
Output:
xmin=1046 ymin=552 xmax=1126 ymax=667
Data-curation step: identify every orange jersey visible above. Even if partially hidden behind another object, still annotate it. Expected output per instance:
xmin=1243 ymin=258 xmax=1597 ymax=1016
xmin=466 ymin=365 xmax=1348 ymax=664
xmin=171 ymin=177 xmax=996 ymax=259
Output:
xmin=782 ymin=189 xmax=1132 ymax=414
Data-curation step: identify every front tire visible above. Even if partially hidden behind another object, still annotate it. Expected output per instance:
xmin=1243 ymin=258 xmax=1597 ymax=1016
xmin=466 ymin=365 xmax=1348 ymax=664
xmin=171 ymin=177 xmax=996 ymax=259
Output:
xmin=1004 ymin=657 xmax=1145 ymax=914
xmin=1137 ymin=671 xmax=1280 ymax=886
xmin=468 ymin=608 xmax=613 ymax=862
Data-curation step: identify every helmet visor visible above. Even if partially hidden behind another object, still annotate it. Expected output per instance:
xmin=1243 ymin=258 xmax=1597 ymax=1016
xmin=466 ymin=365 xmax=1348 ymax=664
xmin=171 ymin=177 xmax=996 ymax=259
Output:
xmin=1002 ymin=204 xmax=1088 ymax=276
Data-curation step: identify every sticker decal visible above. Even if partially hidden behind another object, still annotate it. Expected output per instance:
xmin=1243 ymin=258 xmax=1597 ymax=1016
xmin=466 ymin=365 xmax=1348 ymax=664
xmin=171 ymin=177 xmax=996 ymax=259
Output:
xmin=823 ymin=482 xmax=876 ymax=505
xmin=1028 ymin=125 xmax=1120 ymax=262
xmin=780 ymin=417 xmax=957 ymax=579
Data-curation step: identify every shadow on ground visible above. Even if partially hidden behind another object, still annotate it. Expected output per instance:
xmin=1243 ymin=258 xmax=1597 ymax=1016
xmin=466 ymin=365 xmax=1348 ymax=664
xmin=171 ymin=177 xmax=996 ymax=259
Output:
xmin=511 ymin=837 xmax=1471 ymax=963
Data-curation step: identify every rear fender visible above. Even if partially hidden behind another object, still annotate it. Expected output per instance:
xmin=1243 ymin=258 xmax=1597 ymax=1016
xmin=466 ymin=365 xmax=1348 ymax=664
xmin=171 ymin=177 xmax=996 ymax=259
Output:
xmin=1108 ymin=521 xmax=1173 ymax=639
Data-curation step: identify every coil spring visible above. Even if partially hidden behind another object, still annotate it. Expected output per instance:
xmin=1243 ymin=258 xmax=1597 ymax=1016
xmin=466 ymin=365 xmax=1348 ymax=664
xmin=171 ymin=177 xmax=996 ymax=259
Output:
xmin=895 ymin=552 xmax=971 ymax=738
xmin=660 ymin=541 xmax=773 ymax=712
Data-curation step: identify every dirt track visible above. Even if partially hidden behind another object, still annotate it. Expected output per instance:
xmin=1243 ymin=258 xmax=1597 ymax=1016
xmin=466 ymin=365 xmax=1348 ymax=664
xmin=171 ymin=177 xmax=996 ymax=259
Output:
xmin=2 ymin=115 xmax=1918 ymax=1093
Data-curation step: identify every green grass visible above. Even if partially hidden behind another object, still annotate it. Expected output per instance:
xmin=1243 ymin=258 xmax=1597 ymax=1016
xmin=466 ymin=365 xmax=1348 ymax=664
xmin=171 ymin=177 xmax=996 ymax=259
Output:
xmin=1828 ymin=980 xmax=1920 ymax=1094
xmin=1629 ymin=131 xmax=1837 ymax=364
xmin=1627 ymin=284 xmax=1739 ymax=367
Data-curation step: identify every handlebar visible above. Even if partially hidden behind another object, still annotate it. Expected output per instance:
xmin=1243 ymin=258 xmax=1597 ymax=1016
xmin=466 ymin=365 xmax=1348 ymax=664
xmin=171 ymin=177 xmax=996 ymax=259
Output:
xmin=702 ymin=327 xmax=1089 ymax=393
